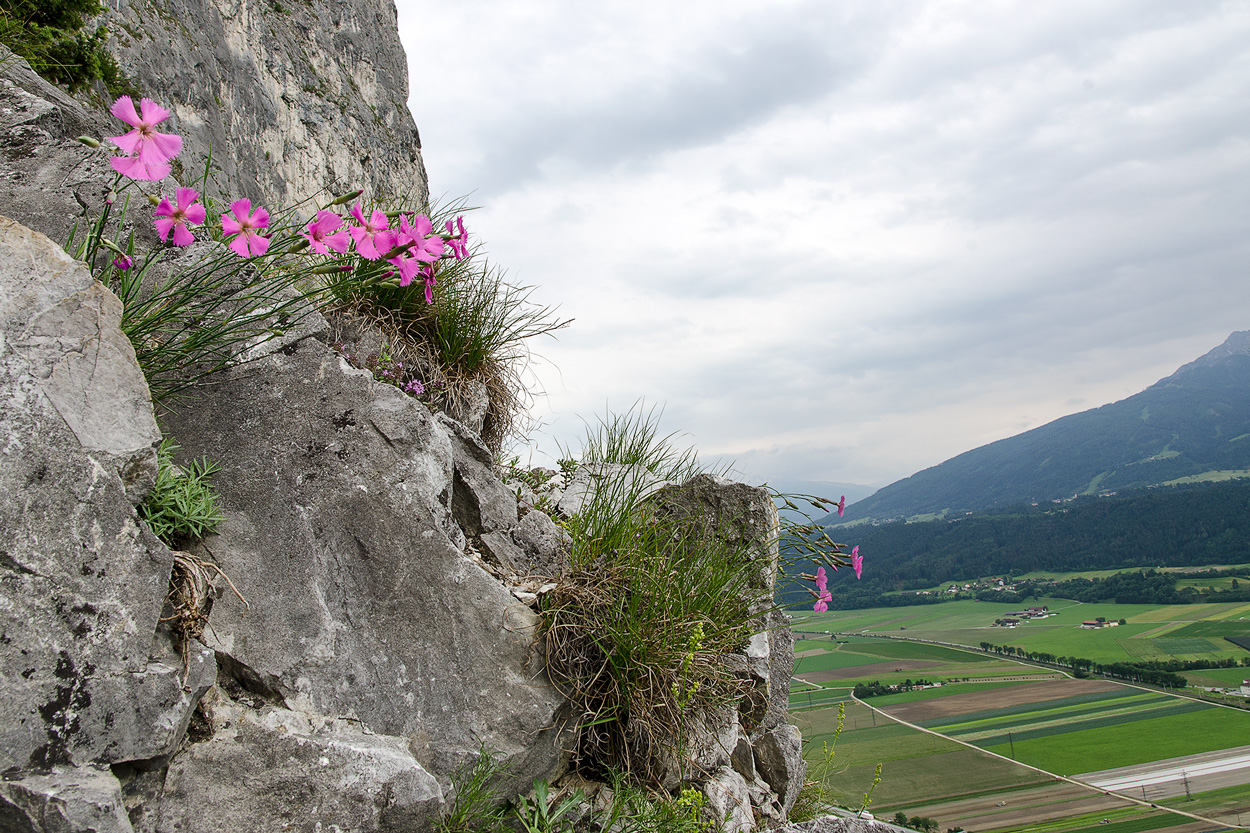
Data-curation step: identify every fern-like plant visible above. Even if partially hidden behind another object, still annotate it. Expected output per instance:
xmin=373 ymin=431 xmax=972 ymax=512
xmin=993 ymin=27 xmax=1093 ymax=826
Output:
xmin=140 ymin=439 xmax=224 ymax=546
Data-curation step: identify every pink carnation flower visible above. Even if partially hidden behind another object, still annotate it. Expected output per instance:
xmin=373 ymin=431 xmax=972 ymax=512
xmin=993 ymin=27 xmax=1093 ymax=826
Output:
xmin=445 ymin=216 xmax=468 ymax=260
xmin=221 ymin=199 xmax=271 ymax=258
xmin=107 ymin=96 xmax=183 ymax=181
xmin=851 ymin=545 xmax=863 ymax=580
xmin=396 ymin=214 xmax=445 ymax=263
xmin=837 ymin=495 xmax=846 ymax=517
xmin=303 ymin=210 xmax=352 ymax=255
xmin=348 ymin=202 xmax=396 ymax=260
xmin=153 ymin=187 xmax=206 ymax=246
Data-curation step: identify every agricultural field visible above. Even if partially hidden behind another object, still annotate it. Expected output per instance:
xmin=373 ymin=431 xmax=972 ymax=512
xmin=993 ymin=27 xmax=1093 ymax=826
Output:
xmin=790 ymin=636 xmax=1250 ymax=831
xmin=791 ymin=636 xmax=1059 ymax=695
xmin=795 ymin=598 xmax=1250 ymax=666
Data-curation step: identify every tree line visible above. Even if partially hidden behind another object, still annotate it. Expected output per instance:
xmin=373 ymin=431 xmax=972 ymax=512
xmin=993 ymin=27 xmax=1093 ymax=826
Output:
xmin=978 ymin=642 xmax=1250 ymax=688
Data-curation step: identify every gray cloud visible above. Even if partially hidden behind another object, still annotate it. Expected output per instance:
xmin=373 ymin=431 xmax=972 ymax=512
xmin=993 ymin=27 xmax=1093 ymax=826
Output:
xmin=399 ymin=0 xmax=1250 ymax=487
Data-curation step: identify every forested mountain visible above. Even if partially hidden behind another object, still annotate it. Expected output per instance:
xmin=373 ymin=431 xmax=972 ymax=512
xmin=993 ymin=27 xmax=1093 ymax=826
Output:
xmin=832 ymin=331 xmax=1250 ymax=524
xmin=783 ymin=478 xmax=1250 ymax=610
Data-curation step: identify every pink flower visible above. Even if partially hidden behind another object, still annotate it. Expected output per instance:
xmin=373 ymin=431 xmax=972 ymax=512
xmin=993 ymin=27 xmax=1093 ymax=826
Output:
xmin=851 ymin=546 xmax=863 ymax=580
xmin=390 ymin=253 xmax=424 ymax=288
xmin=107 ymin=96 xmax=182 ymax=181
xmin=396 ymin=214 xmax=445 ymax=263
xmin=815 ymin=566 xmax=827 ymax=592
xmin=348 ymin=202 xmax=396 ymax=260
xmin=112 ymin=254 xmax=133 ymax=270
xmin=813 ymin=598 xmax=828 ymax=613
xmin=153 ymin=187 xmax=206 ymax=246
xmin=445 ymin=216 xmax=468 ymax=260
xmin=221 ymin=199 xmax=271 ymax=258
xmin=420 ymin=264 xmax=437 ymax=304
xmin=303 ymin=210 xmax=352 ymax=255
xmin=837 ymin=495 xmax=846 ymax=517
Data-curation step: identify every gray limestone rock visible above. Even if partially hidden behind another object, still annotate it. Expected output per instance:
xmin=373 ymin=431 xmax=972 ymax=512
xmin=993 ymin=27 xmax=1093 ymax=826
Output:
xmin=155 ymin=692 xmax=443 ymax=833
xmin=97 ymin=0 xmax=428 ymax=212
xmin=0 ymin=218 xmax=201 ymax=773
xmin=158 ymin=336 xmax=570 ymax=794
xmin=447 ymin=378 xmax=491 ymax=439
xmin=0 ymin=765 xmax=134 ymax=833
xmin=0 ymin=47 xmax=128 ymax=250
xmin=438 ymin=412 xmax=518 ymax=538
xmin=753 ymin=723 xmax=807 ymax=817
xmin=509 ymin=509 xmax=571 ymax=578
xmin=652 ymin=474 xmax=779 ymax=594
xmin=762 ymin=608 xmax=796 ymax=736
xmin=701 ymin=766 xmax=755 ymax=833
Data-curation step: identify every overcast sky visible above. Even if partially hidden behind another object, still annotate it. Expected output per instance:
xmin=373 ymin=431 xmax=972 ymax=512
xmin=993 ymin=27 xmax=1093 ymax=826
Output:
xmin=396 ymin=0 xmax=1250 ymax=491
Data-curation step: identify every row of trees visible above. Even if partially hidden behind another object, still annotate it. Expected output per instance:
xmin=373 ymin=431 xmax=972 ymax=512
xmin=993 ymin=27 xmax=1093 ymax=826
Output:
xmin=852 ymin=679 xmax=935 ymax=698
xmin=977 ymin=642 xmax=1250 ymax=688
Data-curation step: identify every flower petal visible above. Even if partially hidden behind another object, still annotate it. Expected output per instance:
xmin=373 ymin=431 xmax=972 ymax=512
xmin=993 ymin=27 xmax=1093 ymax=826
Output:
xmin=153 ymin=215 xmax=175 ymax=242
xmin=107 ymin=130 xmax=141 ymax=155
xmin=171 ymin=223 xmax=195 ymax=246
xmin=110 ymin=96 xmax=141 ymax=127
xmin=229 ymin=199 xmax=253 ymax=223
xmin=227 ymin=235 xmax=251 ymax=257
xmin=147 ymin=130 xmax=183 ymax=162
xmin=184 ymin=202 xmax=206 ymax=225
xmin=138 ymin=97 xmax=173 ymax=127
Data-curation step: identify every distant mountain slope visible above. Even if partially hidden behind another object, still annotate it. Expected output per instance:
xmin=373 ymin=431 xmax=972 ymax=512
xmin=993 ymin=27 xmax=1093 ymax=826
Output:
xmin=836 ymin=331 xmax=1250 ymax=524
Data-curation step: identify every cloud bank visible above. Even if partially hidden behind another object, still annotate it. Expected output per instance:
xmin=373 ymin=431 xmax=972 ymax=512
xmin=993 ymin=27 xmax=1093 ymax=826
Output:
xmin=398 ymin=0 xmax=1250 ymax=487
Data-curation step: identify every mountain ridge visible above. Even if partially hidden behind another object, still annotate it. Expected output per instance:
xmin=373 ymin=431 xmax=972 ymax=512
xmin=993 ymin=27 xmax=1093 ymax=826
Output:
xmin=831 ymin=331 xmax=1250 ymax=524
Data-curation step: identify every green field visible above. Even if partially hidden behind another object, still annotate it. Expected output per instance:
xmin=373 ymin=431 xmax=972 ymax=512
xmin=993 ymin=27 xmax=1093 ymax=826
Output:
xmin=984 ymin=705 xmax=1250 ymax=774
xmin=790 ymin=600 xmax=1250 ymax=832
xmin=790 ymin=635 xmax=1048 ymax=692
xmin=796 ymin=597 xmax=1250 ymax=665
xmin=792 ymin=698 xmax=1205 ymax=833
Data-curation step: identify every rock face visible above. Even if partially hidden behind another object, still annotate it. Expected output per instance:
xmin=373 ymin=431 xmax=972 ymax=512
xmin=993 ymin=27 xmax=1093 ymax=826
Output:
xmin=156 ymin=691 xmax=443 ymax=833
xmin=98 ymin=0 xmax=429 ymax=210
xmin=0 ymin=45 xmax=129 ymax=253
xmin=0 ymin=217 xmax=211 ymax=828
xmin=158 ymin=329 xmax=571 ymax=799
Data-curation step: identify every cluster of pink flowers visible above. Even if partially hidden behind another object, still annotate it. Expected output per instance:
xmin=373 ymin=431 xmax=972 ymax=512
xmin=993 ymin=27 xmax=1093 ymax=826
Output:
xmin=102 ymin=96 xmax=467 ymax=301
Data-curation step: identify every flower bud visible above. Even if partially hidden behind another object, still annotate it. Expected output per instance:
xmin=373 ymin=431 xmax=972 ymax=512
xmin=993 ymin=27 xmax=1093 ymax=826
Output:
xmin=309 ymin=264 xmax=354 ymax=275
xmin=147 ymin=194 xmax=160 ymax=207
xmin=329 ymin=189 xmax=364 ymax=206
xmin=380 ymin=240 xmax=416 ymax=260
xmin=76 ymin=136 xmax=101 ymax=148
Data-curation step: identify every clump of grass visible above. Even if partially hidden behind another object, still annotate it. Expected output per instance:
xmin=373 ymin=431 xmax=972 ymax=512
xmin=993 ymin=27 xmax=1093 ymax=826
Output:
xmin=436 ymin=746 xmax=511 ymax=833
xmin=140 ymin=439 xmax=224 ymax=546
xmin=568 ymin=403 xmax=721 ymax=485
xmin=66 ymin=171 xmax=331 ymax=402
xmin=540 ymin=407 xmax=772 ymax=785
xmin=321 ymin=199 xmax=569 ymax=450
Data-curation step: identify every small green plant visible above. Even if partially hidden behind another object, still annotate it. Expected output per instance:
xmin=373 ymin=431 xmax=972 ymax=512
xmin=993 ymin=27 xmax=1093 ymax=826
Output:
xmin=788 ymin=703 xmax=846 ymax=823
xmin=594 ymin=776 xmax=718 ymax=833
xmin=512 ymin=779 xmax=585 ymax=833
xmin=140 ymin=439 xmax=224 ymax=546
xmin=436 ymin=746 xmax=509 ymax=833
xmin=0 ymin=0 xmax=136 ymax=94
xmin=858 ymin=762 xmax=883 ymax=819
